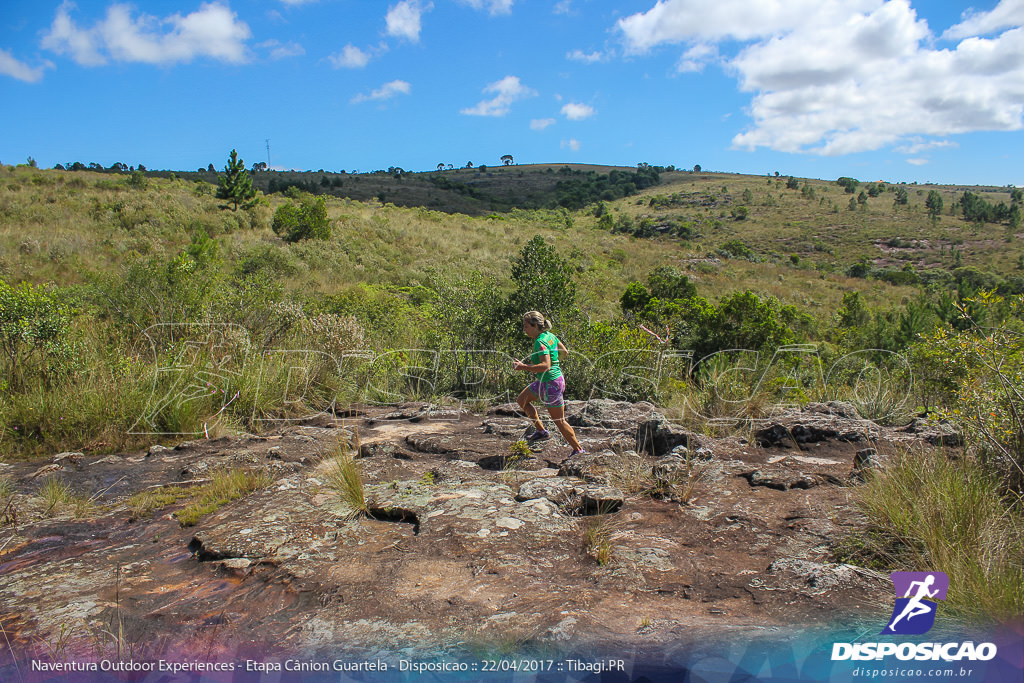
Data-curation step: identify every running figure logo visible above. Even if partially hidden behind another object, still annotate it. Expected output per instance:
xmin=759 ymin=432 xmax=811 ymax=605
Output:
xmin=881 ymin=571 xmax=949 ymax=635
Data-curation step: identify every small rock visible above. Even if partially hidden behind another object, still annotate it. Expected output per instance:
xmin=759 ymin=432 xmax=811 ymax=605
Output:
xmin=637 ymin=418 xmax=693 ymax=457
xmin=745 ymin=469 xmax=820 ymax=491
xmin=267 ymin=446 xmax=283 ymax=459
xmin=53 ymin=451 xmax=84 ymax=465
xmin=566 ymin=399 xmax=663 ymax=430
xmin=147 ymin=444 xmax=172 ymax=457
xmin=30 ymin=463 xmax=63 ymax=478
xmin=853 ymin=448 xmax=881 ymax=472
xmin=218 ymin=558 xmax=253 ymax=570
xmin=557 ymin=449 xmax=619 ymax=482
xmin=515 ymin=478 xmax=623 ymax=515
xmin=495 ymin=517 xmax=524 ymax=530
xmin=482 ymin=418 xmax=529 ymax=437
xmin=804 ymin=402 xmax=861 ymax=419
xmin=652 ymin=456 xmax=687 ymax=481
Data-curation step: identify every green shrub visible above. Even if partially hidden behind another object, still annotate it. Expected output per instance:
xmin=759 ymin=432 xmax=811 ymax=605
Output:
xmin=272 ymin=195 xmax=331 ymax=242
xmin=0 ymin=280 xmax=79 ymax=390
xmin=620 ymin=282 xmax=651 ymax=314
xmin=719 ymin=239 xmax=755 ymax=260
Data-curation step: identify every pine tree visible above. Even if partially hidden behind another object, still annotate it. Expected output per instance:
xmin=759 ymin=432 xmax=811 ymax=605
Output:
xmin=216 ymin=149 xmax=257 ymax=211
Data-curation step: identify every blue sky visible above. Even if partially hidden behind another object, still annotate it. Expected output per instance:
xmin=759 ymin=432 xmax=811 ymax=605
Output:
xmin=1 ymin=0 xmax=1021 ymax=186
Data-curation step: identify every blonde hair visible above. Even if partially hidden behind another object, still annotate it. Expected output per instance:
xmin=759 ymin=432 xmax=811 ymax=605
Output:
xmin=523 ymin=310 xmax=552 ymax=332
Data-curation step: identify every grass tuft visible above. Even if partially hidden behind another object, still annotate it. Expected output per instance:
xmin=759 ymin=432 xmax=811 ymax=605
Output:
xmin=846 ymin=446 xmax=1024 ymax=623
xmin=322 ymin=439 xmax=369 ymax=519
xmin=37 ymin=477 xmax=95 ymax=517
xmin=581 ymin=513 xmax=624 ymax=566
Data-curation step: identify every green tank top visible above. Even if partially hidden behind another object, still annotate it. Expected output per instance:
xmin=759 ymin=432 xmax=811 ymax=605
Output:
xmin=532 ymin=331 xmax=563 ymax=382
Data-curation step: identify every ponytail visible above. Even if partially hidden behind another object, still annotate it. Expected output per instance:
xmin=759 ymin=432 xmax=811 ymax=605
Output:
xmin=523 ymin=310 xmax=551 ymax=331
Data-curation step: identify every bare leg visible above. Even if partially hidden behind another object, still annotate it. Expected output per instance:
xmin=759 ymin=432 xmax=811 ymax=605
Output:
xmin=517 ymin=387 xmax=545 ymax=433
xmin=546 ymin=405 xmax=582 ymax=452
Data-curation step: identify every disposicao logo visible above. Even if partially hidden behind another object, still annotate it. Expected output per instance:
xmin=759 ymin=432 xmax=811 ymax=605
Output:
xmin=882 ymin=571 xmax=949 ymax=636
xmin=831 ymin=571 xmax=998 ymax=662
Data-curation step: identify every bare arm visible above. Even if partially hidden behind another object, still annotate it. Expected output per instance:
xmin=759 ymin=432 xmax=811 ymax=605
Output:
xmin=514 ymin=353 xmax=551 ymax=374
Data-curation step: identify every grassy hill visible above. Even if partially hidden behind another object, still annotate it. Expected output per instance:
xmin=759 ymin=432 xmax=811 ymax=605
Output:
xmin=4 ymin=163 xmax=1021 ymax=319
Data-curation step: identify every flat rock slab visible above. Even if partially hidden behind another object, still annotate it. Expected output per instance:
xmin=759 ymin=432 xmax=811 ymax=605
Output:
xmin=0 ymin=400 xmax=954 ymax=662
xmin=743 ymin=468 xmax=826 ymax=491
xmin=515 ymin=478 xmax=625 ymax=514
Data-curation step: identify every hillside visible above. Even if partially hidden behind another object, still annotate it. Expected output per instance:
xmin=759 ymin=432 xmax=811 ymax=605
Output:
xmin=151 ymin=163 xmax=669 ymax=216
xmin=2 ymin=162 xmax=1022 ymax=321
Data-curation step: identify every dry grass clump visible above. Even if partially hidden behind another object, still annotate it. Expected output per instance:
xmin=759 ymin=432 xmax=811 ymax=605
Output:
xmin=38 ymin=477 xmax=96 ymax=518
xmin=322 ymin=439 xmax=369 ymax=519
xmin=581 ymin=513 xmax=625 ymax=566
xmin=605 ymin=449 xmax=708 ymax=504
xmin=852 ymin=446 xmax=1024 ymax=623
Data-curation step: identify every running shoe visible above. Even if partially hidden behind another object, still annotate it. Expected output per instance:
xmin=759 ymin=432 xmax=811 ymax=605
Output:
xmin=526 ymin=429 xmax=550 ymax=441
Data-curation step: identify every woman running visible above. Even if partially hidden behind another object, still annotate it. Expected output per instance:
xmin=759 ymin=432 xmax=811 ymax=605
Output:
xmin=513 ymin=311 xmax=586 ymax=456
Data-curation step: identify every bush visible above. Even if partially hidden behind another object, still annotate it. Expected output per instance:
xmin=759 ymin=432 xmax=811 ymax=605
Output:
xmin=0 ymin=280 xmax=79 ymax=390
xmin=719 ymin=239 xmax=755 ymax=260
xmin=503 ymin=235 xmax=579 ymax=343
xmin=272 ymin=195 xmax=331 ymax=242
xmin=934 ymin=292 xmax=1024 ymax=488
xmin=620 ymin=282 xmax=651 ymax=314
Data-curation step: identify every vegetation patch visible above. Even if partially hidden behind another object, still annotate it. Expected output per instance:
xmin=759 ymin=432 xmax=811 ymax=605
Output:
xmin=174 ymin=468 xmax=273 ymax=527
xmin=37 ymin=477 xmax=95 ymax=518
xmin=850 ymin=448 xmax=1023 ymax=623
xmin=126 ymin=484 xmax=194 ymax=521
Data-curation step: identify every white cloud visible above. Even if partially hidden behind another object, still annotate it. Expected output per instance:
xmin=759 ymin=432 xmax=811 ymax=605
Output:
xmin=386 ymin=1 xmax=433 ymax=43
xmin=567 ymin=49 xmax=606 ymax=63
xmin=617 ymin=0 xmax=1024 ymax=156
xmin=458 ymin=0 xmax=514 ymax=16
xmin=617 ymin=0 xmax=874 ymax=53
xmin=906 ymin=158 xmax=929 ymax=165
xmin=0 ymin=49 xmax=53 ymax=82
xmin=561 ymin=139 xmax=581 ymax=151
xmin=531 ymin=118 xmax=556 ymax=130
xmin=561 ymin=102 xmax=595 ymax=120
xmin=894 ymin=138 xmax=959 ymax=154
xmin=41 ymin=1 xmax=251 ymax=66
xmin=677 ymin=42 xmax=717 ymax=72
xmin=329 ymin=44 xmax=372 ymax=68
xmin=258 ymin=39 xmax=304 ymax=60
xmin=554 ymin=1 xmax=573 ymax=15
xmin=351 ymin=79 xmax=412 ymax=103
xmin=41 ymin=2 xmax=105 ymax=65
xmin=460 ymin=75 xmax=537 ymax=116
xmin=944 ymin=0 xmax=1024 ymax=40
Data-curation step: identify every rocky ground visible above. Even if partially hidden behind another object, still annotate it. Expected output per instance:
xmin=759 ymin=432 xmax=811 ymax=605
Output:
xmin=0 ymin=400 xmax=961 ymax=666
